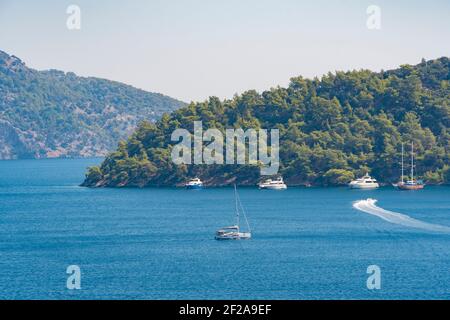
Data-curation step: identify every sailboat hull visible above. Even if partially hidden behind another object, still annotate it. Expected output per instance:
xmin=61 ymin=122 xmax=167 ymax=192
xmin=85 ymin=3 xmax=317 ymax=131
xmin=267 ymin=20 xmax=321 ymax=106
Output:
xmin=215 ymin=232 xmax=251 ymax=240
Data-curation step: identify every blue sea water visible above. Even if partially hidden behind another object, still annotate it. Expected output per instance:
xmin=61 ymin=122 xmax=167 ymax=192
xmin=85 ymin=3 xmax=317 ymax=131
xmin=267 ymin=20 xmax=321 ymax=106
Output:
xmin=1 ymin=158 xmax=450 ymax=300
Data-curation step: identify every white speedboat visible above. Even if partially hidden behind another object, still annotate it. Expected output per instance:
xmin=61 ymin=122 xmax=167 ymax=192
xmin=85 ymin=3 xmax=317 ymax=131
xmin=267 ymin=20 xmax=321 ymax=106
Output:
xmin=258 ymin=177 xmax=287 ymax=190
xmin=185 ymin=178 xmax=203 ymax=189
xmin=349 ymin=174 xmax=379 ymax=189
xmin=215 ymin=185 xmax=251 ymax=240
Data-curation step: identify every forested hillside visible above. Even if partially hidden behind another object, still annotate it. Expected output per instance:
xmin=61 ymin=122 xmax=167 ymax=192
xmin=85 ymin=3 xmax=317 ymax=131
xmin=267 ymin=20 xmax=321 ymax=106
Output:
xmin=0 ymin=50 xmax=185 ymax=159
xmin=83 ymin=57 xmax=450 ymax=187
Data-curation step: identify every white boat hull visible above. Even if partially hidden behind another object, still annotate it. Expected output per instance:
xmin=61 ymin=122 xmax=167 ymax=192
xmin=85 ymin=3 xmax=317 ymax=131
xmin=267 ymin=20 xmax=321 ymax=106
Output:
xmin=349 ymin=183 xmax=379 ymax=189
xmin=259 ymin=184 xmax=287 ymax=190
xmin=185 ymin=184 xmax=203 ymax=189
xmin=215 ymin=232 xmax=251 ymax=240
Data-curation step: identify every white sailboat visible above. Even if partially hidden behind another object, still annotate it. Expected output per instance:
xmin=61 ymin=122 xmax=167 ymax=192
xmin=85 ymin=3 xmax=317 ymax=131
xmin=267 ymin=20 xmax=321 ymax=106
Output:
xmin=215 ymin=185 xmax=251 ymax=240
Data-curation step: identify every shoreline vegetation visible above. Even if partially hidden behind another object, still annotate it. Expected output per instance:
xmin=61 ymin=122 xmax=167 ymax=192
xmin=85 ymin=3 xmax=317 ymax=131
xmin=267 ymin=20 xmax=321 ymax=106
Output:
xmin=82 ymin=57 xmax=450 ymax=188
xmin=80 ymin=181 xmax=450 ymax=189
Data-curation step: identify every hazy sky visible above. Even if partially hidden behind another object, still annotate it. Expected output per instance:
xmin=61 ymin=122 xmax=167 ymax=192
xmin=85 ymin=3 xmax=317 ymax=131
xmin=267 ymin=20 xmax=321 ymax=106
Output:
xmin=0 ymin=0 xmax=449 ymax=102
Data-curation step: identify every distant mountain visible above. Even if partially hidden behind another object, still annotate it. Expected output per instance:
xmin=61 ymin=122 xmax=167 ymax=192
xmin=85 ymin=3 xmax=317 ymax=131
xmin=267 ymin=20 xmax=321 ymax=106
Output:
xmin=0 ymin=50 xmax=185 ymax=159
xmin=83 ymin=57 xmax=450 ymax=187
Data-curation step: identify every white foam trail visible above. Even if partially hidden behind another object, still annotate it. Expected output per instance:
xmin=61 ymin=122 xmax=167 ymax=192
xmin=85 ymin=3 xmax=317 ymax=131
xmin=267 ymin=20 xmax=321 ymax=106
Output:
xmin=353 ymin=199 xmax=450 ymax=233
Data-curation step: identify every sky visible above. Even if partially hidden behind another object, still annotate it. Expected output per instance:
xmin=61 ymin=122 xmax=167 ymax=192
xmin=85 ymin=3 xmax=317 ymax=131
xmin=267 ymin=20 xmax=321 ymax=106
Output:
xmin=0 ymin=0 xmax=449 ymax=102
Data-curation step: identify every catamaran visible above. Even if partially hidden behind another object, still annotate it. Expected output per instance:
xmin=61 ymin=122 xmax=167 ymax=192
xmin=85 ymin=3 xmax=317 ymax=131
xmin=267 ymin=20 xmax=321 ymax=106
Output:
xmin=215 ymin=185 xmax=251 ymax=240
xmin=394 ymin=142 xmax=425 ymax=190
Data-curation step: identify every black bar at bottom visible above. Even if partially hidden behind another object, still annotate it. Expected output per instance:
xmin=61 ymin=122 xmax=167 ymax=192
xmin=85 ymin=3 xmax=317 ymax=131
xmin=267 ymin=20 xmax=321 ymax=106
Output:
xmin=0 ymin=300 xmax=448 ymax=318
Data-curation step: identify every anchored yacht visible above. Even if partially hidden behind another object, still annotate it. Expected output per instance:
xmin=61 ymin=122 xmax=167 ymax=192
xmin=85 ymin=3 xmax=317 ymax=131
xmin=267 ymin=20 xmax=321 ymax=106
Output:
xmin=395 ymin=142 xmax=425 ymax=191
xmin=185 ymin=178 xmax=203 ymax=189
xmin=215 ymin=185 xmax=251 ymax=240
xmin=258 ymin=177 xmax=287 ymax=190
xmin=349 ymin=174 xmax=379 ymax=189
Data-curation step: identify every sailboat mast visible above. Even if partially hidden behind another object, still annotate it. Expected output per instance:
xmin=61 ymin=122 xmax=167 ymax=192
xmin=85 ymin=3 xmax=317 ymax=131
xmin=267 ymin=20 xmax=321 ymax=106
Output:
xmin=411 ymin=142 xmax=414 ymax=182
xmin=401 ymin=143 xmax=404 ymax=183
xmin=234 ymin=184 xmax=240 ymax=231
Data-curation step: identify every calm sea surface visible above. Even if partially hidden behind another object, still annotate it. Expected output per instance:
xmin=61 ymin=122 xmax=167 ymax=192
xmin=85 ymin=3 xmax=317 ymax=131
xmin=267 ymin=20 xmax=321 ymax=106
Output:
xmin=1 ymin=158 xmax=450 ymax=300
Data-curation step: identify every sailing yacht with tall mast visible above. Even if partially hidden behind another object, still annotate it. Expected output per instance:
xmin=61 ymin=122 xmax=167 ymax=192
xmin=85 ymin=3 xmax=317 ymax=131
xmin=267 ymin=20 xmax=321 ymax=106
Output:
xmin=215 ymin=185 xmax=251 ymax=240
xmin=395 ymin=142 xmax=425 ymax=190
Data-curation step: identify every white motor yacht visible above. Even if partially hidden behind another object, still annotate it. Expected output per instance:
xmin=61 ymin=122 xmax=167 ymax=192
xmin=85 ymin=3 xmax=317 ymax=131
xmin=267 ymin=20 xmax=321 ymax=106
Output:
xmin=185 ymin=178 xmax=203 ymax=189
xmin=258 ymin=177 xmax=287 ymax=190
xmin=349 ymin=174 xmax=379 ymax=189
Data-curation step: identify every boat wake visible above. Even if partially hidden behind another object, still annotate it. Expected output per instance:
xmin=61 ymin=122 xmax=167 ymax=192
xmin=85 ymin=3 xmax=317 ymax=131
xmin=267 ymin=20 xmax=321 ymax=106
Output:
xmin=353 ymin=199 xmax=450 ymax=233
